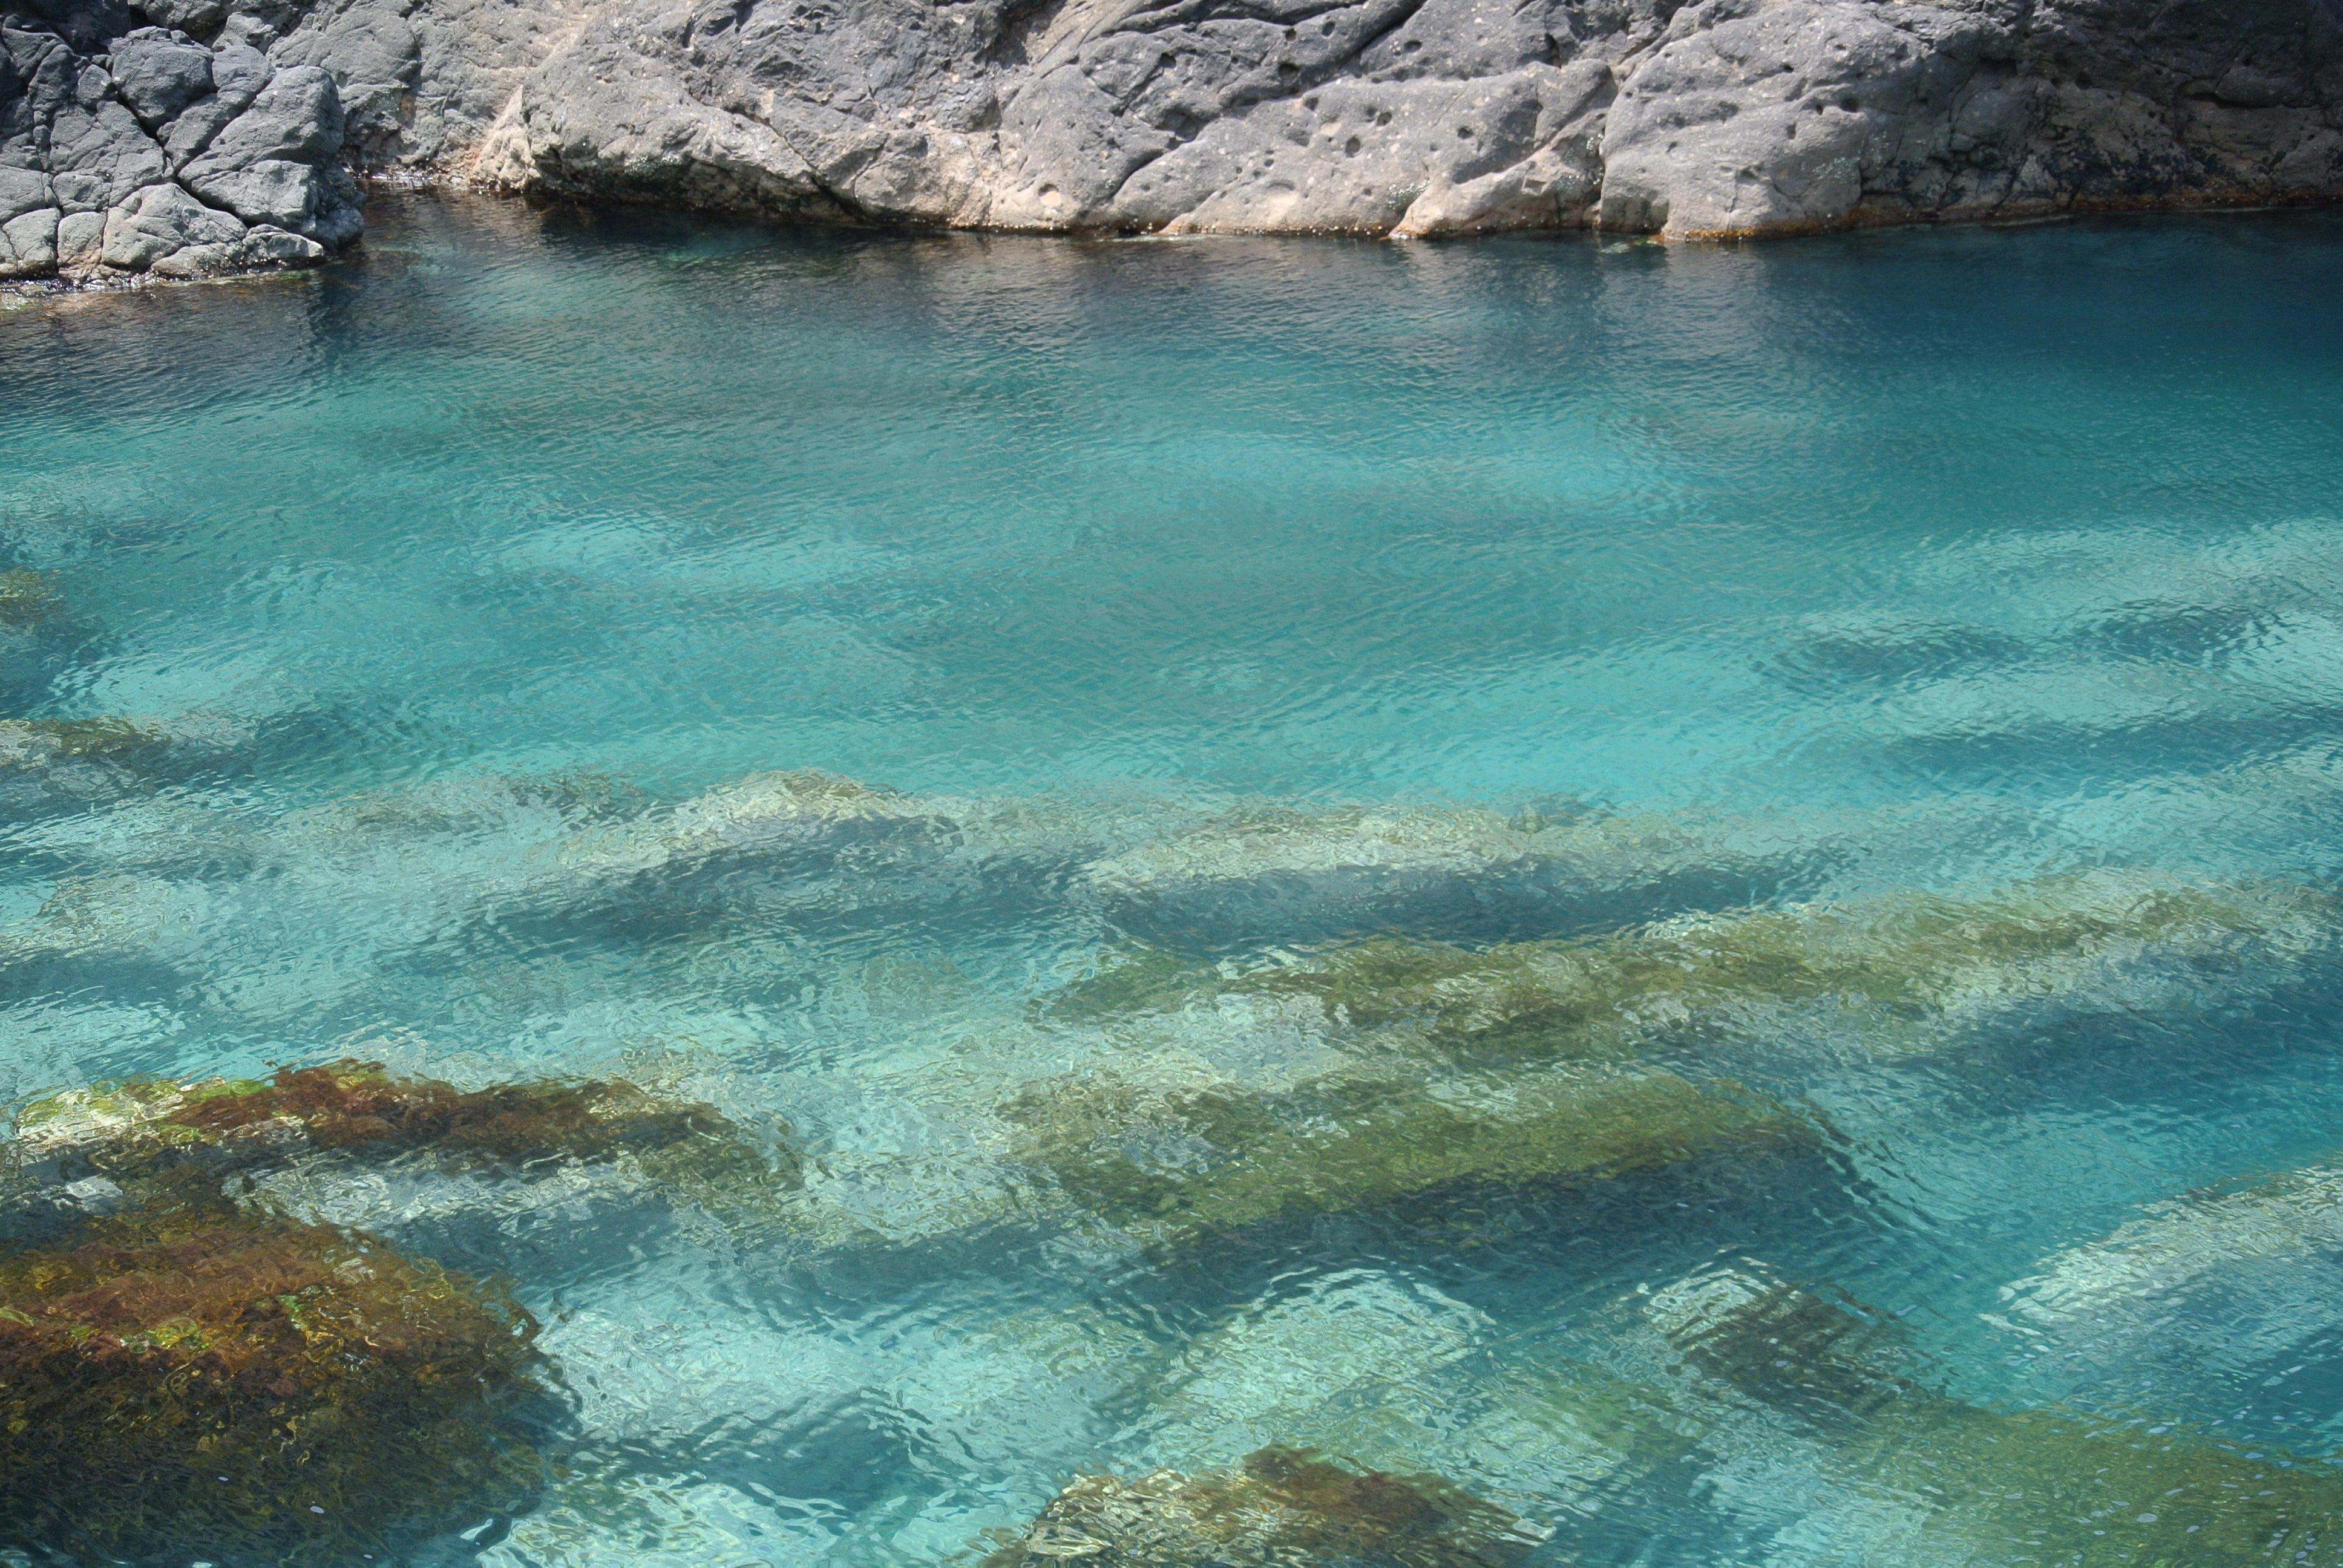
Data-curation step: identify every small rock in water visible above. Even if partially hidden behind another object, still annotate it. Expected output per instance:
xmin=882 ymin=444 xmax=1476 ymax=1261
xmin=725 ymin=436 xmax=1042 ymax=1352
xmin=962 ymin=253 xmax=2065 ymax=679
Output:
xmin=978 ymin=1446 xmax=1548 ymax=1567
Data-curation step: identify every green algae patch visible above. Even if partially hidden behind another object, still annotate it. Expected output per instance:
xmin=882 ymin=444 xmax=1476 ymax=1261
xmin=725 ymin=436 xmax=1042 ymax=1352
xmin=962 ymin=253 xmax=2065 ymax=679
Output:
xmin=1051 ymin=870 xmax=2338 ymax=1067
xmin=1660 ymin=1273 xmax=2343 ymax=1566
xmin=977 ymin=1445 xmax=1549 ymax=1567
xmin=0 ymin=1184 xmax=549 ymax=1566
xmin=15 ymin=1059 xmax=799 ymax=1191
xmin=1005 ymin=1067 xmax=1808 ymax=1243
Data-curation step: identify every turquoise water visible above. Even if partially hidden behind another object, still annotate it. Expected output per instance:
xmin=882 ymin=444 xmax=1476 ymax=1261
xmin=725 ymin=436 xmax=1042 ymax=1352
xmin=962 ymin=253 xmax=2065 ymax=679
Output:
xmin=6 ymin=194 xmax=2343 ymax=1563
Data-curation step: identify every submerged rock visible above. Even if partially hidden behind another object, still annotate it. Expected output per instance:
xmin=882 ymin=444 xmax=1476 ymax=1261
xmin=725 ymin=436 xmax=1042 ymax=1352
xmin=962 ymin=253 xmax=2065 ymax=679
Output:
xmin=0 ymin=714 xmax=169 ymax=769
xmin=1651 ymin=1269 xmax=2343 ymax=1565
xmin=1004 ymin=1063 xmax=1807 ymax=1244
xmin=0 ymin=1180 xmax=548 ymax=1565
xmin=1083 ymin=802 xmax=1838 ymax=954
xmin=12 ymin=1057 xmax=798 ymax=1192
xmin=0 ymin=569 xmax=59 ymax=627
xmin=978 ymin=1446 xmax=1549 ymax=1567
xmin=542 ymin=768 xmax=963 ymax=892
xmin=1984 ymin=1151 xmax=2343 ymax=1395
xmin=1052 ymin=868 xmax=2340 ymax=1071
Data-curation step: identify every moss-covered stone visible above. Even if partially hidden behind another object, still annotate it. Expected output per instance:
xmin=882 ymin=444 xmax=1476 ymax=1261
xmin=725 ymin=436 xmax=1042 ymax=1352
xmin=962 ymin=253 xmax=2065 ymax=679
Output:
xmin=15 ymin=1058 xmax=799 ymax=1192
xmin=977 ymin=1446 xmax=1549 ymax=1567
xmin=0 ymin=1180 xmax=548 ymax=1566
xmin=1052 ymin=870 xmax=2335 ymax=1067
xmin=1003 ymin=1065 xmax=1806 ymax=1243
xmin=1659 ymin=1273 xmax=2343 ymax=1565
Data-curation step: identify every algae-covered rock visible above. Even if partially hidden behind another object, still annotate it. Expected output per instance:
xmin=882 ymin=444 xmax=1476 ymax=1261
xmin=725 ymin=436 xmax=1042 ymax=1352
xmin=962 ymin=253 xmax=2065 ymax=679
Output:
xmin=0 ymin=716 xmax=171 ymax=772
xmin=13 ymin=1058 xmax=797 ymax=1192
xmin=1052 ymin=869 xmax=2338 ymax=1070
xmin=1653 ymin=1270 xmax=2343 ymax=1566
xmin=1004 ymin=1065 xmax=1807 ymax=1244
xmin=0 ymin=570 xmax=61 ymax=629
xmin=1083 ymin=801 xmax=1833 ymax=953
xmin=0 ymin=1181 xmax=548 ymax=1566
xmin=978 ymin=1446 xmax=1548 ymax=1567
xmin=548 ymin=768 xmax=958 ymax=888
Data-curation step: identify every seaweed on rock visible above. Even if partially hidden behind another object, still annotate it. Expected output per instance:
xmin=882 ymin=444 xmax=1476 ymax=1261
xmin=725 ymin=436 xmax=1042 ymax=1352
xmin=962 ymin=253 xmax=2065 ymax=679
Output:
xmin=1004 ymin=1065 xmax=1809 ymax=1244
xmin=978 ymin=1446 xmax=1549 ymax=1567
xmin=1051 ymin=869 xmax=2338 ymax=1069
xmin=13 ymin=1058 xmax=798 ymax=1193
xmin=0 ymin=1177 xmax=550 ymax=1566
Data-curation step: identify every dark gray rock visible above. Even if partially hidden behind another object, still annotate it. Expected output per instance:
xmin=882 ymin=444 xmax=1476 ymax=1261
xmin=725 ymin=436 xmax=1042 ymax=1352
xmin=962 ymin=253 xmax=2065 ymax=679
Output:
xmin=139 ymin=0 xmax=229 ymax=38
xmin=110 ymin=24 xmax=211 ymax=128
xmin=0 ymin=0 xmax=360 ymax=279
xmin=98 ymin=175 xmax=242 ymax=263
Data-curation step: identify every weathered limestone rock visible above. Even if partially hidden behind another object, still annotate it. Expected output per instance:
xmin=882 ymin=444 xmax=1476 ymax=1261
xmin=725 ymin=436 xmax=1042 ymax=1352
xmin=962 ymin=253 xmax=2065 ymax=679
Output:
xmin=11 ymin=0 xmax=2339 ymax=256
xmin=436 ymin=0 xmax=2343 ymax=237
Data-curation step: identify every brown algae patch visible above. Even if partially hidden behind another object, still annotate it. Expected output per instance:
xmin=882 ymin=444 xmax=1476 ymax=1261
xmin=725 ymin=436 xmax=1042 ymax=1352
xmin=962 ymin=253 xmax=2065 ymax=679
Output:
xmin=0 ymin=1181 xmax=549 ymax=1566
xmin=14 ymin=1058 xmax=799 ymax=1192
xmin=978 ymin=1445 xmax=1548 ymax=1567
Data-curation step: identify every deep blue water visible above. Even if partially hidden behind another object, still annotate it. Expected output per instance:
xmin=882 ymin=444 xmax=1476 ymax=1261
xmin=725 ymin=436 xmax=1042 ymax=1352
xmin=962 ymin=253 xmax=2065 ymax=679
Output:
xmin=6 ymin=195 xmax=2343 ymax=1565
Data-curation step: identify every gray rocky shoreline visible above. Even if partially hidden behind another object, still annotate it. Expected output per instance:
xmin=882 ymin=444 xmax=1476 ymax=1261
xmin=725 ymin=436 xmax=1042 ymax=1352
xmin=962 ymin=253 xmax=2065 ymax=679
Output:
xmin=6 ymin=0 xmax=2342 ymax=283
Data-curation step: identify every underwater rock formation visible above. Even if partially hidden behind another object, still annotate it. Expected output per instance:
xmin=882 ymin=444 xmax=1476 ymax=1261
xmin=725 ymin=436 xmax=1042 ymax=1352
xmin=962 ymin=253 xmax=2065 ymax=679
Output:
xmin=1004 ymin=1063 xmax=1804 ymax=1244
xmin=2007 ymin=1157 xmax=2343 ymax=1322
xmin=1053 ymin=867 xmax=2339 ymax=1070
xmin=0 ymin=5 xmax=363 ymax=283
xmin=11 ymin=1057 xmax=796 ymax=1191
xmin=1983 ymin=1147 xmax=2343 ymax=1399
xmin=0 ymin=1179 xmax=548 ymax=1565
xmin=1651 ymin=1269 xmax=2343 ymax=1564
xmin=1082 ymin=801 xmax=1840 ymax=953
xmin=750 ymin=865 xmax=2339 ymax=1251
xmin=978 ymin=1446 xmax=1549 ymax=1567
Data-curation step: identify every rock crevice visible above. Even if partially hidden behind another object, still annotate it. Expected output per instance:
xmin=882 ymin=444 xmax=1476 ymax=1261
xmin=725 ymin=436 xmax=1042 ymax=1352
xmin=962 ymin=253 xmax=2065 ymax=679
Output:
xmin=7 ymin=0 xmax=2340 ymax=278
xmin=2 ymin=2 xmax=365 ymax=279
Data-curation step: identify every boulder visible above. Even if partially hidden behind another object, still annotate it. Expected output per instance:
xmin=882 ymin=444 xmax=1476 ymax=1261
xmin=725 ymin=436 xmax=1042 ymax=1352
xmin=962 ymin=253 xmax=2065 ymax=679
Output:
xmin=136 ymin=0 xmax=229 ymax=36
xmin=94 ymin=175 xmax=241 ymax=266
xmin=106 ymin=25 xmax=211 ymax=128
xmin=53 ymin=205 xmax=103 ymax=263
xmin=0 ymin=7 xmax=359 ymax=282
xmin=0 ymin=202 xmax=56 ymax=272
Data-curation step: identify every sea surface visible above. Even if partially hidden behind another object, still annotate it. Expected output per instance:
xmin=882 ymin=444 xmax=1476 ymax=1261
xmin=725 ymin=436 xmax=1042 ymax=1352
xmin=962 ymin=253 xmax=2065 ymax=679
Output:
xmin=6 ymin=194 xmax=2343 ymax=1565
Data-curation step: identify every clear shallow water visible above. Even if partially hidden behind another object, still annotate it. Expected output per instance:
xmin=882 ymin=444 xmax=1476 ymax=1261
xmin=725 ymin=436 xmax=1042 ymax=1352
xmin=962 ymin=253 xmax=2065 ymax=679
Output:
xmin=4 ymin=195 xmax=2343 ymax=1564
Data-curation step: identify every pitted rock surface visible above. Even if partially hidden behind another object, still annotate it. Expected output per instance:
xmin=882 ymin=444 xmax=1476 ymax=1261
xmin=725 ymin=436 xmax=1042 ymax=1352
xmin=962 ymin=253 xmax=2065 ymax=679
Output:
xmin=1 ymin=6 xmax=358 ymax=280
xmin=454 ymin=0 xmax=2343 ymax=235
xmin=10 ymin=0 xmax=2343 ymax=267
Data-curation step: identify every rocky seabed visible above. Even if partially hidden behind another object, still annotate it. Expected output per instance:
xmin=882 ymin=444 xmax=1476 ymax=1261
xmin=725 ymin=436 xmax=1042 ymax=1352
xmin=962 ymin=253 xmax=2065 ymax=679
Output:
xmin=9 ymin=622 xmax=2343 ymax=1560
xmin=7 ymin=0 xmax=2343 ymax=281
